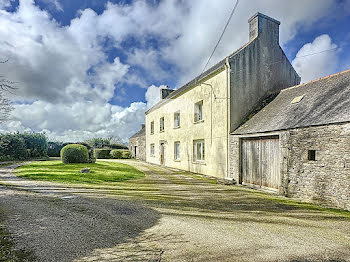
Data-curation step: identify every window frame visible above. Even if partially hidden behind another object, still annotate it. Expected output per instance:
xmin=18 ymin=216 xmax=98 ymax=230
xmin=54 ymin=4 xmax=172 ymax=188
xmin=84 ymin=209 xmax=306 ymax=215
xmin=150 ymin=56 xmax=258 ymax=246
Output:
xmin=194 ymin=100 xmax=203 ymax=123
xmin=174 ymin=141 xmax=180 ymax=160
xmin=160 ymin=117 xmax=165 ymax=132
xmin=150 ymin=143 xmax=155 ymax=157
xmin=308 ymin=150 xmax=316 ymax=161
xmin=150 ymin=121 xmax=154 ymax=135
xmin=193 ymin=139 xmax=205 ymax=162
xmin=174 ymin=111 xmax=180 ymax=128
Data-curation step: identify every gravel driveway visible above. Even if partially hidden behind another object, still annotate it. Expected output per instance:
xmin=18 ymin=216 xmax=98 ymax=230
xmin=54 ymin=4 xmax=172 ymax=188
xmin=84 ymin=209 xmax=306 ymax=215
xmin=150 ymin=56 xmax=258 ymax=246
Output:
xmin=1 ymin=161 xmax=350 ymax=262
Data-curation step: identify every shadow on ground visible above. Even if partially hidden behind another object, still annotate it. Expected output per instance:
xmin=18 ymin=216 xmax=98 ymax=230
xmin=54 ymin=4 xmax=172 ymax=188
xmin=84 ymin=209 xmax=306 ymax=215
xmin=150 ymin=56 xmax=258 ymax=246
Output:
xmin=0 ymin=185 xmax=160 ymax=262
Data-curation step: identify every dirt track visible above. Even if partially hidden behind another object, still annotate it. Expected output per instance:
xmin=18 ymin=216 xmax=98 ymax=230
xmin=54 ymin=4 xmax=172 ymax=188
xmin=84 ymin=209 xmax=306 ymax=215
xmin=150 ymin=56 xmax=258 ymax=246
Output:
xmin=1 ymin=160 xmax=350 ymax=261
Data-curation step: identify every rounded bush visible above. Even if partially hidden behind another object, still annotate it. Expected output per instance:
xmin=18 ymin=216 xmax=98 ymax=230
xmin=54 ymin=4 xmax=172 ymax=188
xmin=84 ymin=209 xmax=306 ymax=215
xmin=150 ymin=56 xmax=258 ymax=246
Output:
xmin=94 ymin=149 xmax=111 ymax=159
xmin=122 ymin=151 xmax=132 ymax=159
xmin=60 ymin=144 xmax=89 ymax=164
xmin=110 ymin=149 xmax=123 ymax=159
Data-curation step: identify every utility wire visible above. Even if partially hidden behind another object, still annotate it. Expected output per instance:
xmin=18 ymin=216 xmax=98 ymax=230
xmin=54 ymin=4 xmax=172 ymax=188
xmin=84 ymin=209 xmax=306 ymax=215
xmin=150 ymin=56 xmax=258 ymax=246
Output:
xmin=200 ymin=0 xmax=240 ymax=76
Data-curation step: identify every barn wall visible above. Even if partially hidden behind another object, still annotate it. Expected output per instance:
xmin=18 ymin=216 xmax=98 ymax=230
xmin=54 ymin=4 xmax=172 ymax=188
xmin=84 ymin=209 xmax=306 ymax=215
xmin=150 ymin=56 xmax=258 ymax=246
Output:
xmin=129 ymin=135 xmax=146 ymax=161
xmin=230 ymin=122 xmax=350 ymax=211
xmin=281 ymin=123 xmax=350 ymax=211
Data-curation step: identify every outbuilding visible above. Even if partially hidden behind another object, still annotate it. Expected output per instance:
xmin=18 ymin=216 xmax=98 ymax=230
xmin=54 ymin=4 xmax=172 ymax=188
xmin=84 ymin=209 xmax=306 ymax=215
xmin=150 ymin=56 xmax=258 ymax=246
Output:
xmin=129 ymin=124 xmax=146 ymax=161
xmin=229 ymin=69 xmax=350 ymax=210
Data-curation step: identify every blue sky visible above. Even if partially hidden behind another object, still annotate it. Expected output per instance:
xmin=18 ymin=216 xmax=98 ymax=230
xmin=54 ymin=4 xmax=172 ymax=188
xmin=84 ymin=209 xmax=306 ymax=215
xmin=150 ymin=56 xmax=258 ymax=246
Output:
xmin=0 ymin=0 xmax=349 ymax=142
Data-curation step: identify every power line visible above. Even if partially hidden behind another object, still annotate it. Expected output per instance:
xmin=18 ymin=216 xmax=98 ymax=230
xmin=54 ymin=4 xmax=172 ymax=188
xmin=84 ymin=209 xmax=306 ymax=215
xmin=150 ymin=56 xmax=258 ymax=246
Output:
xmin=200 ymin=0 xmax=240 ymax=76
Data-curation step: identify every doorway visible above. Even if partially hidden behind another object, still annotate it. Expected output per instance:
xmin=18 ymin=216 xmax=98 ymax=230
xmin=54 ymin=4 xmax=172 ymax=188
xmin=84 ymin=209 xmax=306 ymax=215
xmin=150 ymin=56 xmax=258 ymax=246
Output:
xmin=160 ymin=143 xmax=165 ymax=165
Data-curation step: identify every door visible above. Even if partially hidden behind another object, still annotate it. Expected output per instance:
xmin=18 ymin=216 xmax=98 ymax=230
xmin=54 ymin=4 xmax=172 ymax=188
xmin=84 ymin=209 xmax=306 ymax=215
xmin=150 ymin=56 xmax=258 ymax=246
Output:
xmin=134 ymin=146 xmax=137 ymax=158
xmin=160 ymin=143 xmax=165 ymax=165
xmin=241 ymin=136 xmax=280 ymax=190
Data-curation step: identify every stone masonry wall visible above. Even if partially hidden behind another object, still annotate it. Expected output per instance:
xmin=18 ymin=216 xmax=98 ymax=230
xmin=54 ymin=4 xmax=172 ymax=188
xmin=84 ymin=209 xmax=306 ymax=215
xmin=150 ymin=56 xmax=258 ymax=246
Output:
xmin=281 ymin=123 xmax=350 ymax=210
xmin=129 ymin=135 xmax=146 ymax=161
xmin=230 ymin=122 xmax=350 ymax=211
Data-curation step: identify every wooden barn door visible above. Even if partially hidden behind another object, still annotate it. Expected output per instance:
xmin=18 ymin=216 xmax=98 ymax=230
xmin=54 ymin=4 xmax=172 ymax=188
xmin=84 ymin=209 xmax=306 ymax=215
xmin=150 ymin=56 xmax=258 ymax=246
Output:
xmin=241 ymin=136 xmax=280 ymax=190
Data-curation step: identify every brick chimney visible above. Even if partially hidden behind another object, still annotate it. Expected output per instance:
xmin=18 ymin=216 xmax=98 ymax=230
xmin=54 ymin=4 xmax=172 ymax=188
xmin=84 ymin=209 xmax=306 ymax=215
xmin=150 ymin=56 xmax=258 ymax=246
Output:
xmin=248 ymin=12 xmax=280 ymax=44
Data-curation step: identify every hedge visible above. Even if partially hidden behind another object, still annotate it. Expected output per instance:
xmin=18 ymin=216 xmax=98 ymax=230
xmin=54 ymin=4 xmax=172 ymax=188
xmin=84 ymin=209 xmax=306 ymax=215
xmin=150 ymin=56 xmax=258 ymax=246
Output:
xmin=0 ymin=132 xmax=48 ymax=161
xmin=61 ymin=144 xmax=89 ymax=164
xmin=110 ymin=149 xmax=131 ymax=159
xmin=94 ymin=149 xmax=111 ymax=159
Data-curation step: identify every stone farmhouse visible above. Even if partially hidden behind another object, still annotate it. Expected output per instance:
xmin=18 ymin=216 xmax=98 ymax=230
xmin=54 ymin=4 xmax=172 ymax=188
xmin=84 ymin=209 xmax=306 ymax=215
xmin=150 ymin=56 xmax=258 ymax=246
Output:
xmin=142 ymin=12 xmax=300 ymax=178
xmin=129 ymin=12 xmax=350 ymax=210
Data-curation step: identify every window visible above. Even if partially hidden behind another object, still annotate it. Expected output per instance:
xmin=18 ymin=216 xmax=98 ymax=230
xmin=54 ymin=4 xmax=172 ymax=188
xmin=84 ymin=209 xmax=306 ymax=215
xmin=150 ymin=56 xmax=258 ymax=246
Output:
xmin=194 ymin=100 xmax=203 ymax=122
xmin=150 ymin=144 xmax=155 ymax=156
xmin=193 ymin=139 xmax=205 ymax=161
xmin=174 ymin=111 xmax=180 ymax=128
xmin=160 ymin=117 xmax=165 ymax=132
xmin=308 ymin=150 xmax=316 ymax=161
xmin=150 ymin=121 xmax=154 ymax=135
xmin=174 ymin=141 xmax=180 ymax=160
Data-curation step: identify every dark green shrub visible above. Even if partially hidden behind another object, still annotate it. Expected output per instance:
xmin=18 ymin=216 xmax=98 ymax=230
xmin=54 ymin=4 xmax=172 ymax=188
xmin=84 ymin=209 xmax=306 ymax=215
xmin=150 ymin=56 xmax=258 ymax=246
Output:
xmin=0 ymin=134 xmax=27 ymax=160
xmin=109 ymin=144 xmax=128 ymax=150
xmin=110 ymin=149 xmax=123 ymax=159
xmin=47 ymin=142 xmax=64 ymax=157
xmin=94 ymin=149 xmax=111 ymax=159
xmin=60 ymin=144 xmax=89 ymax=164
xmin=122 ymin=151 xmax=132 ymax=159
xmin=18 ymin=132 xmax=48 ymax=158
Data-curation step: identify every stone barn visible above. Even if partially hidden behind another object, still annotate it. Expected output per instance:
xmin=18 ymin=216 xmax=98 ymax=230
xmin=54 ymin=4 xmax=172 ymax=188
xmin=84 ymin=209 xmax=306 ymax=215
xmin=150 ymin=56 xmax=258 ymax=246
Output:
xmin=229 ymin=69 xmax=350 ymax=210
xmin=129 ymin=124 xmax=146 ymax=161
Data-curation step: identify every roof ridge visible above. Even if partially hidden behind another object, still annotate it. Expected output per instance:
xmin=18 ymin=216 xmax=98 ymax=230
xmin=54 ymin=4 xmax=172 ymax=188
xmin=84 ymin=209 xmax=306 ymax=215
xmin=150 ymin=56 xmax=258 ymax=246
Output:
xmin=282 ymin=68 xmax=350 ymax=92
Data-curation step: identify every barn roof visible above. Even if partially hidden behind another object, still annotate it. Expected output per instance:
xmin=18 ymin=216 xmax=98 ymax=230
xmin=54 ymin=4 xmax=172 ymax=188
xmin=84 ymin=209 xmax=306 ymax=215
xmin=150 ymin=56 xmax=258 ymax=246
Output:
xmin=233 ymin=69 xmax=350 ymax=135
xmin=129 ymin=125 xmax=145 ymax=139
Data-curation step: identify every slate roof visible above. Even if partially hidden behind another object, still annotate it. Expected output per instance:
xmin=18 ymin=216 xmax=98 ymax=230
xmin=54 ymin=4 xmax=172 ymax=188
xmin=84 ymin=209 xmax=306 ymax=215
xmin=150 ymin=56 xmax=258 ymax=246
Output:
xmin=129 ymin=126 xmax=145 ymax=139
xmin=233 ymin=69 xmax=350 ymax=135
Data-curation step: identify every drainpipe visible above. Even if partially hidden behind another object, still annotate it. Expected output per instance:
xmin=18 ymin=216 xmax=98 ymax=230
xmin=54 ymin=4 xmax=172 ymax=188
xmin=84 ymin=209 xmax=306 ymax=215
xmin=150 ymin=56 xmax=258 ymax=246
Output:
xmin=225 ymin=57 xmax=230 ymax=179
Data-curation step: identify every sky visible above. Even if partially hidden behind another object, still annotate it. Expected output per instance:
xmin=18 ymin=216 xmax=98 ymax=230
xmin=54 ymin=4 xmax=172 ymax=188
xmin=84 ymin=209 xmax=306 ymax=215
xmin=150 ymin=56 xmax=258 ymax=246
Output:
xmin=0 ymin=0 xmax=349 ymax=142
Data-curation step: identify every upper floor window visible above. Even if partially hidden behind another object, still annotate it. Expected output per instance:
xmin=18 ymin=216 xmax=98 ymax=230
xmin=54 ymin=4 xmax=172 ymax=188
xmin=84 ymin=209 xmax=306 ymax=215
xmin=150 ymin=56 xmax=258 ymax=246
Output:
xmin=150 ymin=121 xmax=154 ymax=135
xmin=174 ymin=141 xmax=180 ymax=160
xmin=194 ymin=100 xmax=203 ymax=122
xmin=174 ymin=111 xmax=180 ymax=128
xmin=193 ymin=139 xmax=205 ymax=161
xmin=160 ymin=117 xmax=165 ymax=132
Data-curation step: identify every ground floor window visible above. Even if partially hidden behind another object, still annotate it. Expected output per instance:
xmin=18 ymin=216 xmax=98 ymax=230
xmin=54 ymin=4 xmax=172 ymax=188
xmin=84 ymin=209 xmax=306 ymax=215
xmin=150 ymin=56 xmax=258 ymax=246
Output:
xmin=150 ymin=144 xmax=155 ymax=156
xmin=193 ymin=139 xmax=205 ymax=161
xmin=174 ymin=141 xmax=180 ymax=160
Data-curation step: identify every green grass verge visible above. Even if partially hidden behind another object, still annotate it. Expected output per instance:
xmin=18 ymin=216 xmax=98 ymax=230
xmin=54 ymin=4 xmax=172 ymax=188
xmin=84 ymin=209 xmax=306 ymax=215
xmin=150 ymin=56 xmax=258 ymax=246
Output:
xmin=15 ymin=160 xmax=145 ymax=184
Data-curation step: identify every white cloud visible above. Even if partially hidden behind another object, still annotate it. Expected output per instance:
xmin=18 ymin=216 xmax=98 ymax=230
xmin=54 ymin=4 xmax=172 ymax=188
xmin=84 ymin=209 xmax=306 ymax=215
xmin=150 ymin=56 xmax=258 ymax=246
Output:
xmin=0 ymin=0 xmax=346 ymax=142
xmin=145 ymin=84 xmax=168 ymax=109
xmin=292 ymin=34 xmax=339 ymax=83
xmin=0 ymin=0 xmax=14 ymax=9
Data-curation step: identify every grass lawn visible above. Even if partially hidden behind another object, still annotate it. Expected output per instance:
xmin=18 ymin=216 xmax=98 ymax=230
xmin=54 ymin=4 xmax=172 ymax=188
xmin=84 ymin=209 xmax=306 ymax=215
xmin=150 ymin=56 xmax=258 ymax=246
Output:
xmin=15 ymin=160 xmax=145 ymax=184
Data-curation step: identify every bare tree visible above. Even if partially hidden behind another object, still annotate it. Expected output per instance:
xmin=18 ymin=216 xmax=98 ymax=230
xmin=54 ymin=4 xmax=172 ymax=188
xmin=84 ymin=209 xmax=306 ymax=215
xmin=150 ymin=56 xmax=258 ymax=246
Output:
xmin=0 ymin=59 xmax=15 ymax=122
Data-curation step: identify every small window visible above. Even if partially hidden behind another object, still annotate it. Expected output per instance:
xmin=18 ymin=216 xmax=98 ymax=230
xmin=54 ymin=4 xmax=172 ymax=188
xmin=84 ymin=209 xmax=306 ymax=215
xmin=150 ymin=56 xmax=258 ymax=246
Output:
xmin=150 ymin=144 xmax=155 ymax=156
xmin=193 ymin=139 xmax=205 ymax=161
xmin=174 ymin=111 xmax=180 ymax=128
xmin=160 ymin=117 xmax=165 ymax=132
xmin=308 ymin=150 xmax=316 ymax=161
xmin=174 ymin=141 xmax=180 ymax=160
xmin=194 ymin=100 xmax=203 ymax=122
xmin=150 ymin=121 xmax=154 ymax=135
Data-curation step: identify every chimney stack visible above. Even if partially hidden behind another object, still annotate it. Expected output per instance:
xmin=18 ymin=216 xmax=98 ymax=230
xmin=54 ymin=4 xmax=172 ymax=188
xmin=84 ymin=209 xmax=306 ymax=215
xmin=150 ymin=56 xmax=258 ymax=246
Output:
xmin=160 ymin=86 xmax=175 ymax=99
xmin=248 ymin=12 xmax=280 ymax=44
